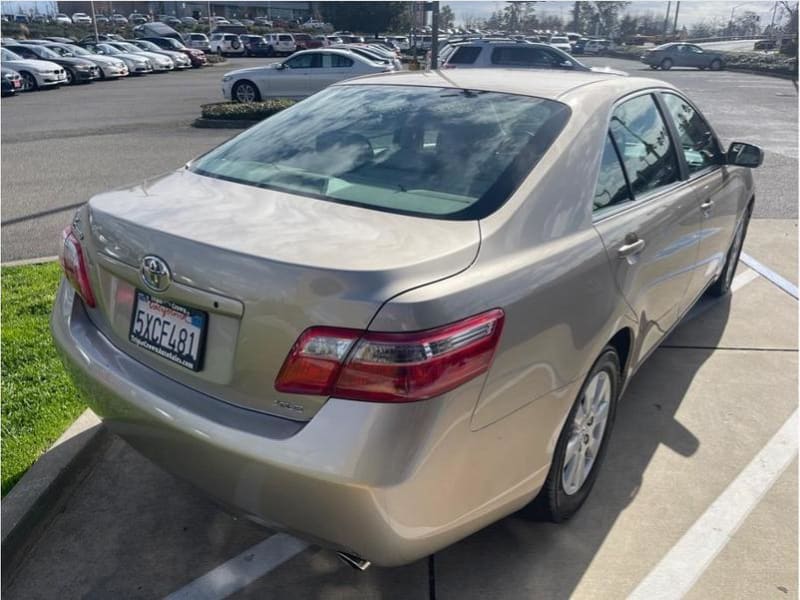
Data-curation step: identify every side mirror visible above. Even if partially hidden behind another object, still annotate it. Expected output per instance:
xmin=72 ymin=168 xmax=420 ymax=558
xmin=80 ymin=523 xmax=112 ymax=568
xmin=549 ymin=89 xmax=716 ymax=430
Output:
xmin=276 ymin=62 xmax=286 ymax=70
xmin=559 ymin=60 xmax=574 ymax=69
xmin=727 ymin=142 xmax=764 ymax=168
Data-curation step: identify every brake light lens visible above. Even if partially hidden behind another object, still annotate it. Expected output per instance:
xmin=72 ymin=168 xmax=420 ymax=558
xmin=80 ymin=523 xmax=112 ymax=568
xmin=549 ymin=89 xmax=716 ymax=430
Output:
xmin=58 ymin=226 xmax=96 ymax=308
xmin=275 ymin=309 xmax=504 ymax=402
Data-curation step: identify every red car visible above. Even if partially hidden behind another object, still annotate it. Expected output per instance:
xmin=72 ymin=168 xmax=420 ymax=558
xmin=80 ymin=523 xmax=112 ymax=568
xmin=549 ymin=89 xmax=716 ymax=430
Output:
xmin=292 ymin=33 xmax=323 ymax=50
xmin=141 ymin=36 xmax=207 ymax=67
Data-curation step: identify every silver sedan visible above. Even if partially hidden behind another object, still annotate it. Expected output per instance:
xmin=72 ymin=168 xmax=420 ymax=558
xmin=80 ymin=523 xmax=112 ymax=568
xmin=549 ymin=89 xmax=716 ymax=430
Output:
xmin=52 ymin=69 xmax=762 ymax=567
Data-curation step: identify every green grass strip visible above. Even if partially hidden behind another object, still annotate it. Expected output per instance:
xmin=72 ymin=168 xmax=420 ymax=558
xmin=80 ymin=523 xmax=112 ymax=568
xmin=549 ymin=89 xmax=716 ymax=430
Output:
xmin=1 ymin=262 xmax=86 ymax=496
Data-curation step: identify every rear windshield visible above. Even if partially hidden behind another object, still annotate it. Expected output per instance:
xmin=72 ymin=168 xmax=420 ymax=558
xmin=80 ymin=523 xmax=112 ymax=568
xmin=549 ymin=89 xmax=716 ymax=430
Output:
xmin=279 ymin=35 xmax=293 ymax=41
xmin=190 ymin=85 xmax=569 ymax=220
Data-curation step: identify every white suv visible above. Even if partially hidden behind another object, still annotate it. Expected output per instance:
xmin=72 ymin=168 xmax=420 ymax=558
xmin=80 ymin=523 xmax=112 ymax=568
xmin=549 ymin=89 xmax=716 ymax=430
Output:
xmin=439 ymin=41 xmax=626 ymax=75
xmin=209 ymin=33 xmax=244 ymax=55
xmin=264 ymin=34 xmax=297 ymax=56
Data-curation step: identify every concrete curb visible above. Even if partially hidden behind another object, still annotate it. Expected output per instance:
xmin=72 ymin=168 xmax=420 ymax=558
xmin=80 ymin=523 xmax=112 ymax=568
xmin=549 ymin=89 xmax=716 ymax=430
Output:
xmin=1 ymin=255 xmax=58 ymax=267
xmin=1 ymin=410 xmax=108 ymax=585
xmin=192 ymin=117 xmax=259 ymax=129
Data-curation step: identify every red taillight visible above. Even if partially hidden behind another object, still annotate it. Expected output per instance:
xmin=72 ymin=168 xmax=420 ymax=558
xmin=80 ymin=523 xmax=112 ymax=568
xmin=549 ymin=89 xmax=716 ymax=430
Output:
xmin=58 ymin=226 xmax=96 ymax=308
xmin=275 ymin=309 xmax=504 ymax=403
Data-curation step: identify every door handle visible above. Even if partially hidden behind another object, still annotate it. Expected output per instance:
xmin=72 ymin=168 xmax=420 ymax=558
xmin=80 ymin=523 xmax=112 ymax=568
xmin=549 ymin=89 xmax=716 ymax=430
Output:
xmin=700 ymin=199 xmax=714 ymax=212
xmin=617 ymin=236 xmax=646 ymax=258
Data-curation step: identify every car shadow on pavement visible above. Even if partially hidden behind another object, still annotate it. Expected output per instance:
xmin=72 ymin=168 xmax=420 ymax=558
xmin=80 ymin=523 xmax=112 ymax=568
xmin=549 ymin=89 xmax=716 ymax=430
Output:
xmin=432 ymin=295 xmax=732 ymax=599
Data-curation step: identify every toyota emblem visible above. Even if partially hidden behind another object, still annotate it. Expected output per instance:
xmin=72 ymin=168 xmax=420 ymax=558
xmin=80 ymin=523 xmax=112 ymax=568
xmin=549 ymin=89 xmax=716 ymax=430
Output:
xmin=140 ymin=255 xmax=171 ymax=292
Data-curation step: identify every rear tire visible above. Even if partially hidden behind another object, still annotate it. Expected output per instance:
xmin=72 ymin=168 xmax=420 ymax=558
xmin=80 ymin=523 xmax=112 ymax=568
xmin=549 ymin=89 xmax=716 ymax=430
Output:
xmin=529 ymin=347 xmax=620 ymax=522
xmin=710 ymin=58 xmax=722 ymax=71
xmin=707 ymin=204 xmax=752 ymax=297
xmin=660 ymin=58 xmax=673 ymax=70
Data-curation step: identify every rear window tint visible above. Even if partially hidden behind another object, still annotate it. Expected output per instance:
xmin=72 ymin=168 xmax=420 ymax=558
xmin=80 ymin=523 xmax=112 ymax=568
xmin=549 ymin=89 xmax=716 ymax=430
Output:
xmin=190 ymin=85 xmax=570 ymax=220
xmin=279 ymin=35 xmax=293 ymax=41
xmin=449 ymin=46 xmax=481 ymax=64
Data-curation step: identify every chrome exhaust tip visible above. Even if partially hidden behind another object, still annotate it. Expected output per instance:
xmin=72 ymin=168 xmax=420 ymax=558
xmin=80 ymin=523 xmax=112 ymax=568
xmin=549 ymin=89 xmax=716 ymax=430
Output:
xmin=336 ymin=551 xmax=371 ymax=571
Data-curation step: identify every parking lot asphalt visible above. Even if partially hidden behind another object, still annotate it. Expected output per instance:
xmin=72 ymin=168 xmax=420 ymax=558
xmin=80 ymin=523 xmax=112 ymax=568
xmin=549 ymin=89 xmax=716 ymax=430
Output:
xmin=4 ymin=220 xmax=796 ymax=600
xmin=1 ymin=55 xmax=798 ymax=262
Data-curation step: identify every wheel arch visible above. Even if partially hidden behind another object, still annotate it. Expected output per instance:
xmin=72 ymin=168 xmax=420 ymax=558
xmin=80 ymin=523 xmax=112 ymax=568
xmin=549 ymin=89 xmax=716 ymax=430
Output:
xmin=232 ymin=78 xmax=262 ymax=102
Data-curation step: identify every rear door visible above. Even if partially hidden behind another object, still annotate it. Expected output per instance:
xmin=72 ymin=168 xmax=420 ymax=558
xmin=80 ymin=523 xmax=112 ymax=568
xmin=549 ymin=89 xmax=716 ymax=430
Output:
xmin=592 ymin=92 xmax=701 ymax=365
xmin=320 ymin=52 xmax=356 ymax=86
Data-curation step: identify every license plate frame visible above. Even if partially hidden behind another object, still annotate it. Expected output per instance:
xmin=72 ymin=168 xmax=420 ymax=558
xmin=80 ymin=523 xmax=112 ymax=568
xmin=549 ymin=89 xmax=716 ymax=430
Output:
xmin=129 ymin=290 xmax=208 ymax=371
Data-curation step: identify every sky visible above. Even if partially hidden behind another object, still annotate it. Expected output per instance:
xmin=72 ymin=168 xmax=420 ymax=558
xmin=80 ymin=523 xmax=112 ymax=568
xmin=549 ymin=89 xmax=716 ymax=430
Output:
xmin=1 ymin=0 xmax=785 ymax=28
xmin=448 ymin=1 xmax=783 ymax=29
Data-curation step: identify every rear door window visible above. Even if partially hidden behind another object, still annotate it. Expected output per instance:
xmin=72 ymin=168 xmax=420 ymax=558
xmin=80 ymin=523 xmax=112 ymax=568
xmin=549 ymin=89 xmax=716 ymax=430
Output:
xmin=491 ymin=46 xmax=559 ymax=68
xmin=448 ymin=46 xmax=481 ymax=64
xmin=609 ymin=94 xmax=680 ymax=196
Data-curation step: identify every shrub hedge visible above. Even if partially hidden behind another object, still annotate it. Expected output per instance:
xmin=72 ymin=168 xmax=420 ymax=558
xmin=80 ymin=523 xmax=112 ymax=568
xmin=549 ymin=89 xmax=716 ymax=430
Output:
xmin=200 ymin=99 xmax=296 ymax=121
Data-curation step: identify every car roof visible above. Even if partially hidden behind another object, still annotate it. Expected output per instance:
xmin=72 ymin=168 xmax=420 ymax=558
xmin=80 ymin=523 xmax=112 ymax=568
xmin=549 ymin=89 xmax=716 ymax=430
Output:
xmin=337 ymin=69 xmax=673 ymax=102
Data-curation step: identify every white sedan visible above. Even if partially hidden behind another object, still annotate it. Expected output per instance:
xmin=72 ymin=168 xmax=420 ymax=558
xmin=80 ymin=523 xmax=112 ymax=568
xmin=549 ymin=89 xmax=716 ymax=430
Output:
xmin=0 ymin=48 xmax=67 ymax=90
xmin=222 ymin=49 xmax=392 ymax=102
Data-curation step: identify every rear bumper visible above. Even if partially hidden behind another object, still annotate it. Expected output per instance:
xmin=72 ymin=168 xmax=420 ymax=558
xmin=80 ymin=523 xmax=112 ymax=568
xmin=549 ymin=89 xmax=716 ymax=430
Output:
xmin=51 ymin=281 xmax=565 ymax=566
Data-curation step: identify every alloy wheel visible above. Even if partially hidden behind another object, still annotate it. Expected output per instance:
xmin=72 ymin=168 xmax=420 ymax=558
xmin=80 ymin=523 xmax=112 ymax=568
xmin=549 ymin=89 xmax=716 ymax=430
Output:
xmin=65 ymin=69 xmax=74 ymax=84
xmin=562 ymin=370 xmax=611 ymax=495
xmin=234 ymin=82 xmax=257 ymax=103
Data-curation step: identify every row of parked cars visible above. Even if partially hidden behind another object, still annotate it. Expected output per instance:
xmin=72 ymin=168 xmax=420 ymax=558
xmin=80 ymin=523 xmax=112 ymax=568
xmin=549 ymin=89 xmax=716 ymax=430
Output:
xmin=0 ymin=34 xmax=208 ymax=96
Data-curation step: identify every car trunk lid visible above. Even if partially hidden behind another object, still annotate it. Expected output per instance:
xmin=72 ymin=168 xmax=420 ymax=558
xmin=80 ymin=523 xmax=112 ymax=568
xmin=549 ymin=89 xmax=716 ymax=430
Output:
xmin=80 ymin=169 xmax=480 ymax=420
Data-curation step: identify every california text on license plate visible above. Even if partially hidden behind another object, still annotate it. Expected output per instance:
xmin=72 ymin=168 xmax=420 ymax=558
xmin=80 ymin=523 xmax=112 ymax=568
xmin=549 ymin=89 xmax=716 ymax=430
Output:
xmin=129 ymin=291 xmax=207 ymax=371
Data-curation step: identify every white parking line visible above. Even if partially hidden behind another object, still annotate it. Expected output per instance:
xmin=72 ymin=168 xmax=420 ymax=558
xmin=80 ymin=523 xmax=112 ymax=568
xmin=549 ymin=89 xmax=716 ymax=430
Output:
xmin=628 ymin=410 xmax=798 ymax=600
xmin=163 ymin=533 xmax=308 ymax=600
xmin=740 ymin=252 xmax=799 ymax=299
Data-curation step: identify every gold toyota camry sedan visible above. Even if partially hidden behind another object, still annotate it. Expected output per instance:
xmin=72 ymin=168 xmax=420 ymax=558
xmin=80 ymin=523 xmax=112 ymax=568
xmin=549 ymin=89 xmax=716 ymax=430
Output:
xmin=52 ymin=69 xmax=762 ymax=567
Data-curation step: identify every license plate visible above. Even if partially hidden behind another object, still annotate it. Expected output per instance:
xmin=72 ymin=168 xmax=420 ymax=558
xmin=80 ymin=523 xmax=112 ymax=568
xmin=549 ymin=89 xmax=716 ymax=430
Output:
xmin=129 ymin=291 xmax=207 ymax=371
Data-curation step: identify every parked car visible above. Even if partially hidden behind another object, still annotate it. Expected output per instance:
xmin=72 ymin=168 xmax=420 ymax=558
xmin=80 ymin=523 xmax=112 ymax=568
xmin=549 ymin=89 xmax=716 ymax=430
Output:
xmin=292 ymin=33 xmax=323 ymax=50
xmin=71 ymin=12 xmax=92 ymax=25
xmin=164 ymin=16 xmax=182 ymax=27
xmin=239 ymin=35 xmax=271 ymax=57
xmin=54 ymin=13 xmax=72 ymax=24
xmin=133 ymin=22 xmax=184 ymax=43
xmin=95 ymin=15 xmax=109 ymax=25
xmin=51 ymin=69 xmax=762 ymax=569
xmin=641 ymin=43 xmax=725 ymax=71
xmin=209 ymin=33 xmax=244 ymax=55
xmin=440 ymin=41 xmax=626 ymax=75
xmin=106 ymin=41 xmax=174 ymax=71
xmin=129 ymin=14 xmax=148 ymax=25
xmin=548 ymin=35 xmax=572 ymax=53
xmin=3 ymin=42 xmax=99 ymax=84
xmin=254 ymin=17 xmax=273 ymax=27
xmin=35 ymin=42 xmax=129 ymax=79
xmin=112 ymin=14 xmax=128 ymax=25
xmin=222 ymin=48 xmax=391 ymax=101
xmin=141 ymin=36 xmax=207 ymax=67
xmin=584 ymin=39 xmax=610 ymax=55
xmin=79 ymin=41 xmax=154 ymax=75
xmin=180 ymin=16 xmax=198 ymax=26
xmin=331 ymin=44 xmax=400 ymax=70
xmin=0 ymin=47 xmax=67 ymax=90
xmin=1 ymin=67 xmax=22 ymax=96
xmin=44 ymin=36 xmax=80 ymax=44
xmin=263 ymin=33 xmax=297 ymax=56
xmin=127 ymin=39 xmax=191 ymax=69
xmin=302 ymin=19 xmax=327 ymax=30
xmin=572 ymin=37 xmax=589 ymax=54
xmin=184 ymin=33 xmax=211 ymax=52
